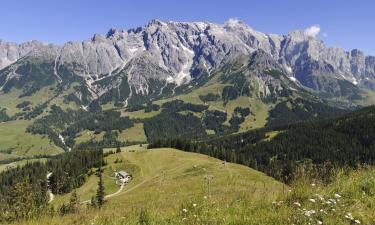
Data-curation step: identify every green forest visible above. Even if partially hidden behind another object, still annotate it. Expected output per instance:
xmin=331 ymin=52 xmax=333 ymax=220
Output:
xmin=149 ymin=106 xmax=375 ymax=183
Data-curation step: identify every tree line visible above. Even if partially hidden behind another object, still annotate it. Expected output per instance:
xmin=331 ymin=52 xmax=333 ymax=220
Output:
xmin=149 ymin=106 xmax=375 ymax=183
xmin=0 ymin=148 xmax=103 ymax=222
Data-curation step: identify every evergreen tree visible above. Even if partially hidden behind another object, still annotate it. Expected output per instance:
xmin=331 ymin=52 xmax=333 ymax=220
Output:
xmin=96 ymin=168 xmax=105 ymax=208
xmin=68 ymin=189 xmax=79 ymax=213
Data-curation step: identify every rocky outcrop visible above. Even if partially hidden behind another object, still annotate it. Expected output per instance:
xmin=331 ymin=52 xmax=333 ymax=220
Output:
xmin=1 ymin=19 xmax=375 ymax=99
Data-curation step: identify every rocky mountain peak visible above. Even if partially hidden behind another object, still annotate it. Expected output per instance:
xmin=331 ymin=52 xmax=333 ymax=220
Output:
xmin=1 ymin=19 xmax=375 ymax=101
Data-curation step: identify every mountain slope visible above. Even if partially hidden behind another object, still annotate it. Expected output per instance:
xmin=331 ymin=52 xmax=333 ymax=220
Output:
xmin=1 ymin=19 xmax=375 ymax=109
xmin=0 ymin=18 xmax=374 ymax=158
xmin=22 ymin=146 xmax=285 ymax=225
xmin=149 ymin=105 xmax=375 ymax=183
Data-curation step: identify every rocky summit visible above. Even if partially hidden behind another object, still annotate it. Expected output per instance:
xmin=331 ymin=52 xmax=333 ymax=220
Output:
xmin=1 ymin=19 xmax=375 ymax=106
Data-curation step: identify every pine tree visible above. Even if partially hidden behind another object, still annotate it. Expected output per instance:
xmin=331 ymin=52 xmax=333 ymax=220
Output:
xmin=68 ymin=189 xmax=79 ymax=213
xmin=96 ymin=168 xmax=105 ymax=208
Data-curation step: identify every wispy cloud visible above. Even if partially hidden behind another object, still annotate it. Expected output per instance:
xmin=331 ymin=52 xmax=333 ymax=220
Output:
xmin=304 ymin=25 xmax=321 ymax=37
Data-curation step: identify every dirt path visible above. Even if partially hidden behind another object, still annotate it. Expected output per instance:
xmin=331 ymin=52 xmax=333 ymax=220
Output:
xmin=104 ymin=183 xmax=125 ymax=199
xmin=46 ymin=172 xmax=54 ymax=203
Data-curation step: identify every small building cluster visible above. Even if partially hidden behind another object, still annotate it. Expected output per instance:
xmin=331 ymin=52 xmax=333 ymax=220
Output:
xmin=115 ymin=171 xmax=132 ymax=184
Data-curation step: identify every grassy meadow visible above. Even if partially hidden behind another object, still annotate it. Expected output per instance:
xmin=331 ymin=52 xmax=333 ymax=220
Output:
xmin=0 ymin=120 xmax=63 ymax=157
xmin=19 ymin=151 xmax=375 ymax=224
xmin=21 ymin=146 xmax=289 ymax=224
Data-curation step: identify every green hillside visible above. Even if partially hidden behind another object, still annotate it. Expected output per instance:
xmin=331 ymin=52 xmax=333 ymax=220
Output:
xmin=19 ymin=146 xmax=284 ymax=224
xmin=14 ymin=146 xmax=375 ymax=225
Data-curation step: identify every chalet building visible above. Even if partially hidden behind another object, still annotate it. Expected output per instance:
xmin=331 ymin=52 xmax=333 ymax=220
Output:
xmin=115 ymin=171 xmax=132 ymax=184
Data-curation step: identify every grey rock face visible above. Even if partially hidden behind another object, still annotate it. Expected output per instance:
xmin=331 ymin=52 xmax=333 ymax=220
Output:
xmin=0 ymin=40 xmax=47 ymax=69
xmin=1 ymin=18 xmax=375 ymax=99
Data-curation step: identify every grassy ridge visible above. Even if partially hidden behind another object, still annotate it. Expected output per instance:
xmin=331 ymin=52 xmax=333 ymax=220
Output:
xmin=23 ymin=146 xmax=285 ymax=224
xmin=17 ymin=147 xmax=375 ymax=224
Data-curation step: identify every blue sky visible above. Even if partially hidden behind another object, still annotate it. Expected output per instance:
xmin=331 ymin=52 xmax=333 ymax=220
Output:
xmin=0 ymin=0 xmax=374 ymax=55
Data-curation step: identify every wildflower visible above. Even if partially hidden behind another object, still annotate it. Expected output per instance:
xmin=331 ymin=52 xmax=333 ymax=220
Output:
xmin=315 ymin=194 xmax=324 ymax=201
xmin=304 ymin=209 xmax=315 ymax=217
xmin=193 ymin=203 xmax=197 ymax=207
xmin=317 ymin=220 xmax=323 ymax=224
xmin=293 ymin=202 xmax=301 ymax=207
xmin=203 ymin=196 xmax=207 ymax=199
xmin=334 ymin=193 xmax=342 ymax=198
xmin=328 ymin=198 xmax=336 ymax=204
xmin=182 ymin=208 xmax=188 ymax=213
xmin=354 ymin=220 xmax=361 ymax=224
xmin=344 ymin=213 xmax=354 ymax=220
xmin=304 ymin=210 xmax=316 ymax=217
xmin=272 ymin=201 xmax=277 ymax=205
xmin=309 ymin=198 xmax=316 ymax=203
xmin=319 ymin=209 xmax=324 ymax=212
xmin=311 ymin=183 xmax=316 ymax=187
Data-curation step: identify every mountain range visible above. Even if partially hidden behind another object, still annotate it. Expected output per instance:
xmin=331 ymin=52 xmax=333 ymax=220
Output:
xmin=1 ymin=18 xmax=375 ymax=108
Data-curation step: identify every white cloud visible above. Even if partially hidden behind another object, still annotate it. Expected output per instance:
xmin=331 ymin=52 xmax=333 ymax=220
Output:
xmin=304 ymin=25 xmax=320 ymax=37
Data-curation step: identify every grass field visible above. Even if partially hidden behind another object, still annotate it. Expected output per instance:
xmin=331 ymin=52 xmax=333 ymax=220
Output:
xmin=121 ymin=109 xmax=162 ymax=119
xmin=0 ymin=152 xmax=19 ymax=161
xmin=75 ymin=130 xmax=105 ymax=144
xmin=0 ymin=120 xmax=63 ymax=157
xmin=0 ymin=158 xmax=48 ymax=172
xmin=32 ymin=145 xmax=286 ymax=224
xmin=0 ymin=85 xmax=58 ymax=116
xmin=15 ymin=146 xmax=375 ymax=224
xmin=118 ymin=123 xmax=147 ymax=143
xmin=150 ymin=80 xmax=271 ymax=133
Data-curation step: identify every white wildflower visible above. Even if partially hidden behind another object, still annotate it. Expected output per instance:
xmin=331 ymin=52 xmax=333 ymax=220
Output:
xmin=182 ymin=208 xmax=188 ymax=213
xmin=304 ymin=210 xmax=316 ymax=217
xmin=345 ymin=213 xmax=354 ymax=220
xmin=354 ymin=219 xmax=361 ymax=224
xmin=311 ymin=183 xmax=316 ymax=187
xmin=334 ymin=193 xmax=342 ymax=198
xmin=204 ymin=196 xmax=207 ymax=199
xmin=315 ymin=194 xmax=325 ymax=201
xmin=293 ymin=202 xmax=301 ymax=207
xmin=317 ymin=220 xmax=323 ymax=224
xmin=328 ymin=198 xmax=336 ymax=204
xmin=309 ymin=198 xmax=316 ymax=203
xmin=193 ymin=203 xmax=197 ymax=207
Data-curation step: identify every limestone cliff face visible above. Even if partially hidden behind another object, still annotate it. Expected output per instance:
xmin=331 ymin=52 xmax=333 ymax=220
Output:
xmin=1 ymin=19 xmax=375 ymax=99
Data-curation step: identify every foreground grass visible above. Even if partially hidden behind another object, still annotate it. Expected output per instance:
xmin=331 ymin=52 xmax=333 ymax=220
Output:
xmin=20 ymin=146 xmax=285 ymax=224
xmin=15 ymin=148 xmax=375 ymax=224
